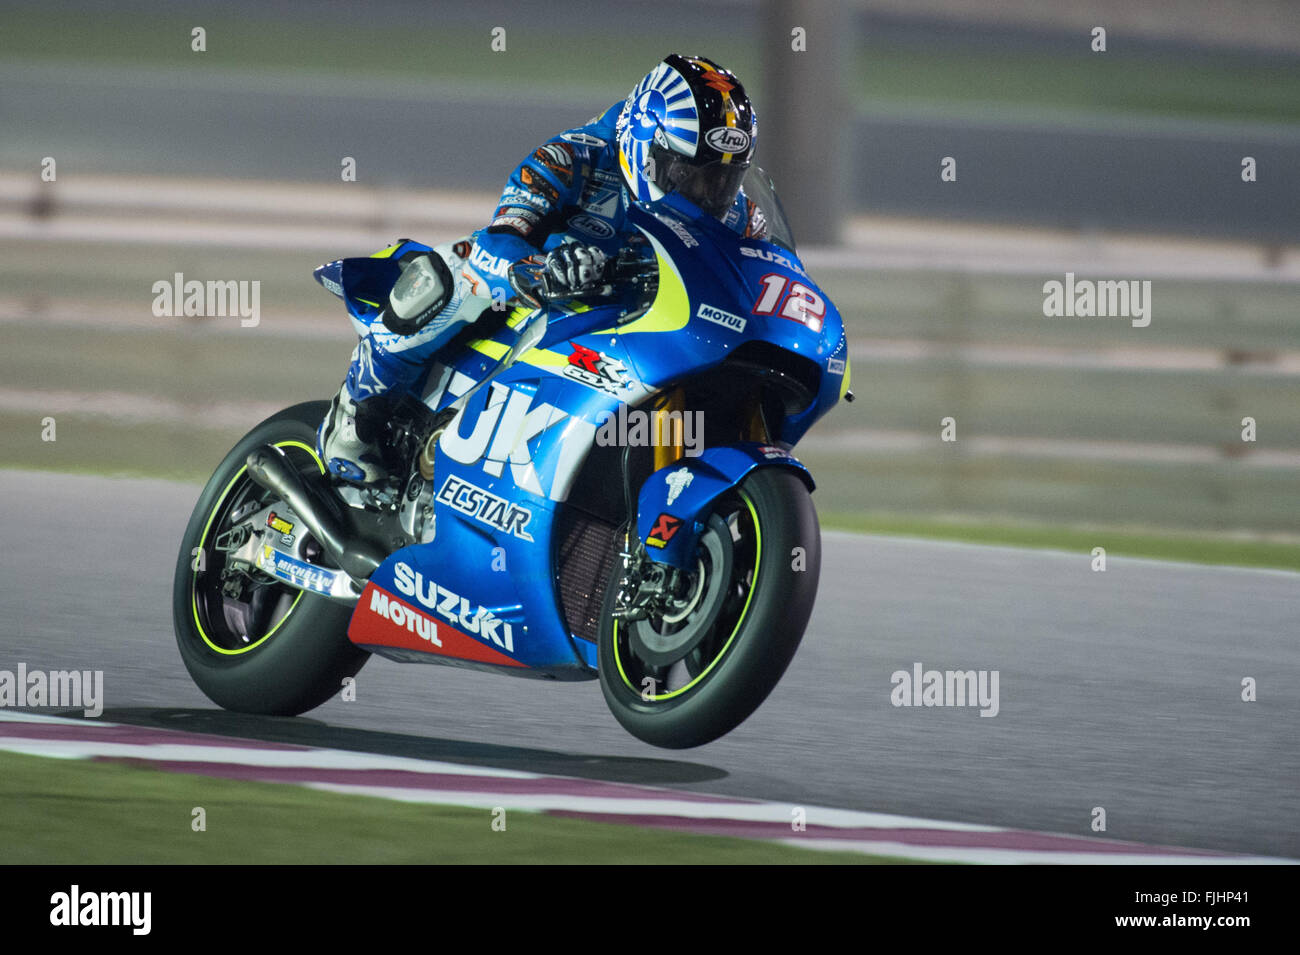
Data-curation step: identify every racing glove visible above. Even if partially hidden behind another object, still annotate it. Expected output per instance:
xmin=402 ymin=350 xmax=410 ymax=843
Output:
xmin=544 ymin=244 xmax=608 ymax=296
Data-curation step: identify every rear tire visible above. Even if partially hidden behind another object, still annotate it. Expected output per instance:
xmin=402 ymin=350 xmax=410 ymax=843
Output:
xmin=172 ymin=401 xmax=369 ymax=716
xmin=597 ymin=467 xmax=820 ymax=748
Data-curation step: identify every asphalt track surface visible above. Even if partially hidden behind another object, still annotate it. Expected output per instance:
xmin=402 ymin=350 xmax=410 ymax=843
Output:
xmin=2 ymin=468 xmax=1297 ymax=858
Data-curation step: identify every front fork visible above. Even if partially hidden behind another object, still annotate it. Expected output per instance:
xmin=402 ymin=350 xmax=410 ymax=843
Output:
xmin=615 ymin=389 xmax=777 ymax=620
xmin=650 ymin=386 xmax=773 ymax=471
xmin=652 ymin=388 xmax=686 ymax=471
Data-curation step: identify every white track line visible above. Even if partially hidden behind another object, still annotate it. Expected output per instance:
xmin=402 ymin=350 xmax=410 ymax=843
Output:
xmin=4 ymin=713 xmax=1291 ymax=864
xmin=0 ymin=739 xmax=538 ymax=778
xmin=775 ymin=840 xmax=1286 ymax=866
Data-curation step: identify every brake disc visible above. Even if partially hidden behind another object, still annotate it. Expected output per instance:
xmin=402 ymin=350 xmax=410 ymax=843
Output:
xmin=630 ymin=514 xmax=734 ymax=668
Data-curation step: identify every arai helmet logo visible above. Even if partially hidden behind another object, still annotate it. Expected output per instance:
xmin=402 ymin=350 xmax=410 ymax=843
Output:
xmin=704 ymin=126 xmax=751 ymax=154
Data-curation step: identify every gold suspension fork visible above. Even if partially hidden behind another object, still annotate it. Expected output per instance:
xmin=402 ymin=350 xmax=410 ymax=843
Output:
xmin=653 ymin=388 xmax=685 ymax=470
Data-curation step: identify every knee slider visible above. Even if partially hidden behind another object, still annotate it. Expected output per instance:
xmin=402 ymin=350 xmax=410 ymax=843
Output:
xmin=381 ymin=251 xmax=455 ymax=335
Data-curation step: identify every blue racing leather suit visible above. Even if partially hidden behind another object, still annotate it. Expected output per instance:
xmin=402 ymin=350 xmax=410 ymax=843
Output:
xmin=337 ymin=102 xmax=766 ymax=406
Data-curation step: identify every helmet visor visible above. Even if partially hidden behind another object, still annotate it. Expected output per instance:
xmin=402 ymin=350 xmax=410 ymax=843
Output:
xmin=649 ymin=144 xmax=749 ymax=219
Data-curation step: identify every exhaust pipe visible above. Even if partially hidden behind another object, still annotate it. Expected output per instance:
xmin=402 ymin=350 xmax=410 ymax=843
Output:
xmin=245 ymin=445 xmax=386 ymax=581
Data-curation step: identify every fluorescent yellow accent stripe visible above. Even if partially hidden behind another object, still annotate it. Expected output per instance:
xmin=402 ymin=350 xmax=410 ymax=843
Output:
xmin=468 ymin=235 xmax=687 ymax=372
xmin=594 ymin=234 xmax=688 ymax=336
xmin=521 ymin=349 xmax=571 ymax=369
xmin=466 ymin=337 xmax=570 ymax=369
xmin=839 ymin=355 xmax=852 ymax=401
xmin=369 ymin=242 xmax=403 ymax=259
xmin=356 ymin=297 xmax=380 ymax=308
xmin=466 ymin=339 xmax=509 ymax=360
xmin=191 ymin=440 xmax=324 ymax=657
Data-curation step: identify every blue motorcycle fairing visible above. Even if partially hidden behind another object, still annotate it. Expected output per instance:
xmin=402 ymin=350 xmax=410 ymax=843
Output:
xmin=610 ymin=205 xmax=846 ymax=448
xmin=350 ymin=322 xmax=648 ymax=678
xmin=635 ymin=443 xmax=814 ymax=571
xmin=345 ymin=197 xmax=844 ymax=676
xmin=352 ymin=537 xmax=596 ymax=680
xmin=313 ymin=239 xmax=435 ymax=331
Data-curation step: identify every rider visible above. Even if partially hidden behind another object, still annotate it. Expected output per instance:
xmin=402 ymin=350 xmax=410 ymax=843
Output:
xmin=319 ymin=54 xmax=767 ymax=485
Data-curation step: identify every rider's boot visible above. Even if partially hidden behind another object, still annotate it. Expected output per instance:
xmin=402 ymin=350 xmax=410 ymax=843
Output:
xmin=318 ymin=384 xmax=391 ymax=485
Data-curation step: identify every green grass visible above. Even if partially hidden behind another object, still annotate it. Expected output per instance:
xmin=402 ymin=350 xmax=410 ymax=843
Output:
xmin=852 ymin=47 xmax=1300 ymax=125
xmin=802 ymin=450 xmax=1300 ymax=539
xmin=0 ymin=751 xmax=902 ymax=864
xmin=2 ymin=9 xmax=1297 ymax=125
xmin=0 ymin=12 xmax=741 ymax=103
xmin=0 ymin=415 xmax=244 ymax=483
xmin=821 ymin=511 xmax=1300 ymax=572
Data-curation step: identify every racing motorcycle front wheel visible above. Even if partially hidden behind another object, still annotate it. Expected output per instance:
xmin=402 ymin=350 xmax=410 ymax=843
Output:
xmin=597 ymin=466 xmax=821 ymax=748
xmin=172 ymin=401 xmax=369 ymax=716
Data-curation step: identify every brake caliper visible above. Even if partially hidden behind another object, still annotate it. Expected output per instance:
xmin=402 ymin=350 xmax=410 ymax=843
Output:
xmin=612 ymin=547 xmax=689 ymax=622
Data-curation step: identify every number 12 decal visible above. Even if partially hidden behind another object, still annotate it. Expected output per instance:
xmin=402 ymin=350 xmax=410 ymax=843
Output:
xmin=753 ymin=274 xmax=825 ymax=332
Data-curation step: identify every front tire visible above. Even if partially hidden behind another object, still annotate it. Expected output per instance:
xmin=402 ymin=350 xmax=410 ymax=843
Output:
xmin=172 ymin=401 xmax=369 ymax=716
xmin=597 ymin=467 xmax=820 ymax=748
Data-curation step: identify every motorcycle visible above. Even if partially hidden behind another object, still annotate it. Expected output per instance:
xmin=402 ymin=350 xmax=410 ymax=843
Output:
xmin=172 ymin=167 xmax=851 ymax=748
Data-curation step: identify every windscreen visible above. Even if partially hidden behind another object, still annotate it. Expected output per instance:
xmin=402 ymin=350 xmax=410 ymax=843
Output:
xmin=736 ymin=166 xmax=797 ymax=252
xmin=657 ymin=162 xmax=798 ymax=253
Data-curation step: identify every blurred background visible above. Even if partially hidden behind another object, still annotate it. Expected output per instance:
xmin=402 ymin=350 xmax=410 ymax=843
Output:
xmin=3 ymin=0 xmax=1299 ymax=560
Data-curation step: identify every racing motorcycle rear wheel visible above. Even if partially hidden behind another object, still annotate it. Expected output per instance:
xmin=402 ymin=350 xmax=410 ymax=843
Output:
xmin=597 ymin=466 xmax=820 ymax=748
xmin=172 ymin=401 xmax=369 ymax=715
